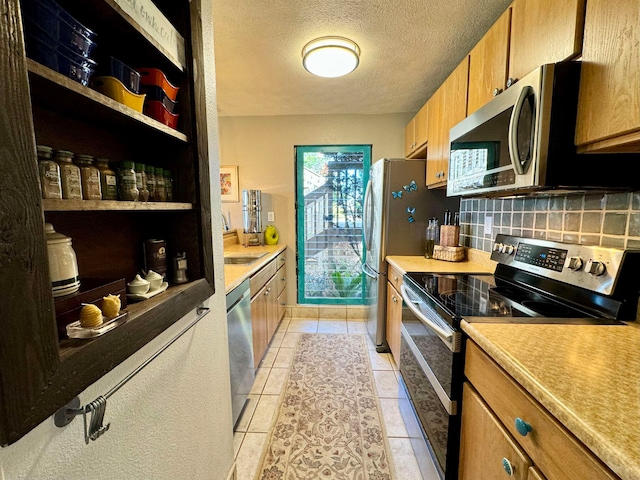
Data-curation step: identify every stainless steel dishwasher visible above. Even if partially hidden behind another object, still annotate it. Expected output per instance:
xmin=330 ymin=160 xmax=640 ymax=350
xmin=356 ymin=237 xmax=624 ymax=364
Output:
xmin=226 ymin=278 xmax=254 ymax=427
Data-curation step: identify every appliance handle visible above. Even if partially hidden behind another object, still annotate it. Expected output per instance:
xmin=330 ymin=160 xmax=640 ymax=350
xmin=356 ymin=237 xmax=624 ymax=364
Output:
xmin=508 ymin=85 xmax=533 ymax=175
xmin=363 ymin=178 xmax=373 ymax=252
xmin=361 ymin=262 xmax=378 ymax=279
xmin=400 ymin=284 xmax=456 ymax=349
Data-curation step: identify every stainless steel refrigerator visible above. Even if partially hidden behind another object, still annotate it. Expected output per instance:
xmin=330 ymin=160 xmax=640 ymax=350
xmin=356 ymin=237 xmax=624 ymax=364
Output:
xmin=362 ymin=158 xmax=458 ymax=351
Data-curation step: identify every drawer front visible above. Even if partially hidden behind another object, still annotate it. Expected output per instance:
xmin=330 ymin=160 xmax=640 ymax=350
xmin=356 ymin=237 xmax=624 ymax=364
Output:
xmin=276 ymin=264 xmax=286 ymax=296
xmin=275 ymin=250 xmax=286 ymax=271
xmin=465 ymin=342 xmax=618 ymax=480
xmin=387 ymin=264 xmax=402 ymax=292
xmin=459 ymin=382 xmax=531 ymax=480
xmin=528 ymin=466 xmax=546 ymax=480
xmin=250 ymin=260 xmax=276 ymax=298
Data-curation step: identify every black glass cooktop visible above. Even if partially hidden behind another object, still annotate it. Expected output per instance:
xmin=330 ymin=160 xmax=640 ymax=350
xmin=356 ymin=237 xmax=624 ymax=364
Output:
xmin=404 ymin=272 xmax=595 ymax=320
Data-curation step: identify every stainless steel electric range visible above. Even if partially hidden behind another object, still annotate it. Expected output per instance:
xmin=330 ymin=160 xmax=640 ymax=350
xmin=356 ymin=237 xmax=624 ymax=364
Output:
xmin=397 ymin=234 xmax=640 ymax=480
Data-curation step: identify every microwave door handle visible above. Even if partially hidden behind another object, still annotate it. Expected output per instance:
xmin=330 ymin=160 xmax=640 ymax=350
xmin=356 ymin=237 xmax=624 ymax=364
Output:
xmin=400 ymin=284 xmax=455 ymax=348
xmin=508 ymin=85 xmax=533 ymax=175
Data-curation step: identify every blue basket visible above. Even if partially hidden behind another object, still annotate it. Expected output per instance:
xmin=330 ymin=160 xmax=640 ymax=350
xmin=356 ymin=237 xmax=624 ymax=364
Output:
xmin=23 ymin=15 xmax=96 ymax=58
xmin=22 ymin=0 xmax=96 ymax=41
xmin=25 ymin=30 xmax=96 ymax=85
xmin=140 ymin=85 xmax=178 ymax=113
xmin=102 ymin=56 xmax=141 ymax=94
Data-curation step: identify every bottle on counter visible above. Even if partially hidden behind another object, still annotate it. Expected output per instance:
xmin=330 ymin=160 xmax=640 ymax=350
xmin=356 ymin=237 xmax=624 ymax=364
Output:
xmin=37 ymin=145 xmax=62 ymax=199
xmin=145 ymin=165 xmax=156 ymax=201
xmin=74 ymin=154 xmax=102 ymax=200
xmin=164 ymin=169 xmax=173 ymax=202
xmin=95 ymin=158 xmax=118 ymax=200
xmin=425 ymin=219 xmax=435 ymax=259
xmin=117 ymin=161 xmax=139 ymax=201
xmin=135 ymin=163 xmax=150 ymax=202
xmin=154 ymin=167 xmax=166 ymax=202
xmin=54 ymin=149 xmax=82 ymax=200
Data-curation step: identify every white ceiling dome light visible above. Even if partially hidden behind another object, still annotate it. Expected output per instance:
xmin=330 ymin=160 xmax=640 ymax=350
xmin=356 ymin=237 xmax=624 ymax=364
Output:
xmin=302 ymin=36 xmax=361 ymax=78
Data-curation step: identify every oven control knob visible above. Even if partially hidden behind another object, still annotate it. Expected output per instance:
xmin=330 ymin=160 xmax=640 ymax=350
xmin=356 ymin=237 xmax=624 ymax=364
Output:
xmin=567 ymin=256 xmax=583 ymax=271
xmin=504 ymin=244 xmax=515 ymax=255
xmin=587 ymin=260 xmax=606 ymax=276
xmin=493 ymin=242 xmax=504 ymax=253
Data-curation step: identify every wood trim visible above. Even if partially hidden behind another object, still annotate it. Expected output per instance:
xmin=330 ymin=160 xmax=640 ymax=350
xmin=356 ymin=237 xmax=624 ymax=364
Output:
xmin=577 ymin=130 xmax=640 ymax=154
xmin=43 ymin=199 xmax=194 ymax=211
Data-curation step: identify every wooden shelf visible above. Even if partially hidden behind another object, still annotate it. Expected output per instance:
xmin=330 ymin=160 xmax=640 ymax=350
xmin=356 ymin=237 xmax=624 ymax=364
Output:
xmin=43 ymin=199 xmax=193 ymax=211
xmin=27 ymin=60 xmax=189 ymax=143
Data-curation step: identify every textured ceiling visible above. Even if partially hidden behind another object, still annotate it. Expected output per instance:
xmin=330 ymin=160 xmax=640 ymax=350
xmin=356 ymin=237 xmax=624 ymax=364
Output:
xmin=211 ymin=0 xmax=512 ymax=117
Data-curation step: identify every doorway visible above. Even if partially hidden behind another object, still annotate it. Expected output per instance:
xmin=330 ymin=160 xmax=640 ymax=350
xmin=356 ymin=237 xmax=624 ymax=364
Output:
xmin=295 ymin=145 xmax=372 ymax=304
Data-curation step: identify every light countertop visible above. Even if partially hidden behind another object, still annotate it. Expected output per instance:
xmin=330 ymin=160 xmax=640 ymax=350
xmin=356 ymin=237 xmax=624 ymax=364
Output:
xmin=387 ymin=248 xmax=496 ymax=275
xmin=224 ymin=243 xmax=287 ymax=294
xmin=462 ymin=321 xmax=640 ymax=480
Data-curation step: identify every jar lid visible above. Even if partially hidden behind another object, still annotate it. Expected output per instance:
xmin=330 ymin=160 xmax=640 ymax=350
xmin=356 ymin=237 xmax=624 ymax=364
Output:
xmin=121 ymin=161 xmax=135 ymax=169
xmin=163 ymin=169 xmax=171 ymax=176
xmin=44 ymin=223 xmax=72 ymax=245
xmin=54 ymin=150 xmax=74 ymax=161
xmin=95 ymin=158 xmax=110 ymax=165
xmin=135 ymin=163 xmax=146 ymax=171
xmin=155 ymin=167 xmax=164 ymax=174
xmin=37 ymin=145 xmax=53 ymax=156
xmin=75 ymin=154 xmax=94 ymax=162
xmin=145 ymin=165 xmax=155 ymax=173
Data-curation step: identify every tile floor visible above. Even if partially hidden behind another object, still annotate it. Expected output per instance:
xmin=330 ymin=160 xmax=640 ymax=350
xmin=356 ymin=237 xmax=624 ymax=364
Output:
xmin=233 ymin=314 xmax=425 ymax=480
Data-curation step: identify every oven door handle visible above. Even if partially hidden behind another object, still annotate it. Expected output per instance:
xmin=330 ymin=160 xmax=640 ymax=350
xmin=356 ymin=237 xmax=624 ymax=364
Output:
xmin=400 ymin=284 xmax=456 ymax=350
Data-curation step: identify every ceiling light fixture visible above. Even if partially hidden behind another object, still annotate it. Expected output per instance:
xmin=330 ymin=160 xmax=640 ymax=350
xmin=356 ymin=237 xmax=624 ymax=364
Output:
xmin=302 ymin=36 xmax=360 ymax=78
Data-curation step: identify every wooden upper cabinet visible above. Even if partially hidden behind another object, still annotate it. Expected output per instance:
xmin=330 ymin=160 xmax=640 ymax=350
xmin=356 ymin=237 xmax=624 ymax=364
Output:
xmin=468 ymin=8 xmax=512 ymax=115
xmin=426 ymin=57 xmax=469 ymax=187
xmin=509 ymin=0 xmax=585 ymax=82
xmin=404 ymin=102 xmax=429 ymax=158
xmin=575 ymin=0 xmax=640 ymax=152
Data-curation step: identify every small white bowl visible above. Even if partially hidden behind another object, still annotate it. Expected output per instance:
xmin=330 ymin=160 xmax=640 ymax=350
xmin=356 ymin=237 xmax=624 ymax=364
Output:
xmin=128 ymin=275 xmax=150 ymax=295
xmin=145 ymin=270 xmax=163 ymax=291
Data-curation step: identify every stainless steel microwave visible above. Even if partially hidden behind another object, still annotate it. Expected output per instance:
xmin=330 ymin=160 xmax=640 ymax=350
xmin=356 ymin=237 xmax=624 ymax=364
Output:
xmin=447 ymin=62 xmax=638 ymax=197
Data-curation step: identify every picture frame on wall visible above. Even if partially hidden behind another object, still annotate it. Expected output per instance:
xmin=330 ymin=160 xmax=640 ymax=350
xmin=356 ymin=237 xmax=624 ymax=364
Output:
xmin=220 ymin=165 xmax=239 ymax=203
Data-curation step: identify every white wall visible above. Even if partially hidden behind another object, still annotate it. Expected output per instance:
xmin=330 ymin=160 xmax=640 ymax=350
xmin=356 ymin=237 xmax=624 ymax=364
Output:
xmin=0 ymin=1 xmax=235 ymax=478
xmin=218 ymin=112 xmax=412 ymax=304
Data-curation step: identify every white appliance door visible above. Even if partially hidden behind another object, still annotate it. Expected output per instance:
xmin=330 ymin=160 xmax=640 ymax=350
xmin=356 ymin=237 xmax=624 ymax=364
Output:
xmin=365 ymin=160 xmax=385 ymax=274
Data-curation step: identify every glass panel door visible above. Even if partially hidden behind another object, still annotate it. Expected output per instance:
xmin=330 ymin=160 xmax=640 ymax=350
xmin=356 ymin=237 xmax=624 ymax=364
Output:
xmin=295 ymin=145 xmax=371 ymax=304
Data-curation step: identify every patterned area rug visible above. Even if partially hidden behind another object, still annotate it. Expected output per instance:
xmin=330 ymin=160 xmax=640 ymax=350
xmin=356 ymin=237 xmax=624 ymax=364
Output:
xmin=255 ymin=334 xmax=395 ymax=480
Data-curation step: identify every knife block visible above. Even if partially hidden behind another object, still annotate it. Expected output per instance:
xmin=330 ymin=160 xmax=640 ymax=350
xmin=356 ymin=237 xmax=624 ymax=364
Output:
xmin=439 ymin=225 xmax=460 ymax=247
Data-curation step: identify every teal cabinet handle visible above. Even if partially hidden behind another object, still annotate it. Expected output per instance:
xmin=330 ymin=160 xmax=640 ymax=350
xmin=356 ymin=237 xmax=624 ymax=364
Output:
xmin=515 ymin=417 xmax=532 ymax=436
xmin=502 ymin=457 xmax=515 ymax=476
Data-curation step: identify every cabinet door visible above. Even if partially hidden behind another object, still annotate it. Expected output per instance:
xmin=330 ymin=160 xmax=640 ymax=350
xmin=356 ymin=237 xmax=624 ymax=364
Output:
xmin=404 ymin=116 xmax=416 ymax=157
xmin=575 ymin=0 xmax=640 ymax=151
xmin=265 ymin=275 xmax=280 ymax=340
xmin=277 ymin=285 xmax=287 ymax=321
xmin=468 ymin=8 xmax=511 ymax=115
xmin=509 ymin=0 xmax=585 ymax=82
xmin=426 ymin=86 xmax=445 ymax=186
xmin=459 ymin=382 xmax=532 ymax=480
xmin=251 ymin=287 xmax=268 ymax=369
xmin=386 ymin=282 xmax=402 ymax=366
xmin=413 ymin=102 xmax=429 ymax=153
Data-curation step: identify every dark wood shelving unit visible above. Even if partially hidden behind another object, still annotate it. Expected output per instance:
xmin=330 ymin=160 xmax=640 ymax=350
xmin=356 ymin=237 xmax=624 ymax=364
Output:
xmin=0 ymin=0 xmax=214 ymax=446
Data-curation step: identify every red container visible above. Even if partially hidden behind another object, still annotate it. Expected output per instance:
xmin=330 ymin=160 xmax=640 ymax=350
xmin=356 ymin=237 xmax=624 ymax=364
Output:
xmin=136 ymin=67 xmax=179 ymax=101
xmin=144 ymin=100 xmax=179 ymax=129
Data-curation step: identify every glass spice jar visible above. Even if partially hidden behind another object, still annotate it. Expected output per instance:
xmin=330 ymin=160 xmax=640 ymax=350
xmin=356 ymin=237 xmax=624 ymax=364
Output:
xmin=135 ymin=163 xmax=150 ymax=202
xmin=74 ymin=154 xmax=102 ymax=200
xmin=154 ymin=166 xmax=166 ymax=202
xmin=37 ymin=145 xmax=62 ymax=199
xmin=145 ymin=165 xmax=156 ymax=201
xmin=54 ymin=149 xmax=82 ymax=199
xmin=164 ymin=169 xmax=173 ymax=202
xmin=117 ymin=161 xmax=139 ymax=201
xmin=95 ymin=158 xmax=118 ymax=200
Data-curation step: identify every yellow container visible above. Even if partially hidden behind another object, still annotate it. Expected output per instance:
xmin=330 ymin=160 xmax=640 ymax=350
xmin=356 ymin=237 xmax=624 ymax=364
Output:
xmin=91 ymin=76 xmax=146 ymax=113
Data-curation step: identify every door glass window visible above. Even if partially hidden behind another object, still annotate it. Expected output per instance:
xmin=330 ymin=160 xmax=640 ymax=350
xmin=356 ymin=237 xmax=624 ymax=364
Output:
xmin=295 ymin=145 xmax=371 ymax=304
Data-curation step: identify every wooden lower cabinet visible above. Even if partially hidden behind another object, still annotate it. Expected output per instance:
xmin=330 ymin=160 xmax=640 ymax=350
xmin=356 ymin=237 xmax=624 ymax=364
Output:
xmin=459 ymin=382 xmax=532 ymax=480
xmin=250 ymin=250 xmax=287 ymax=369
xmin=386 ymin=281 xmax=402 ymax=366
xmin=462 ymin=341 xmax=619 ymax=480
xmin=528 ymin=466 xmax=547 ymax=480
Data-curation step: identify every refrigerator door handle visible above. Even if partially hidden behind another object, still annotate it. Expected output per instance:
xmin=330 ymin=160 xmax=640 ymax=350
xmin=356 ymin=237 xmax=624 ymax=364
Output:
xmin=361 ymin=262 xmax=378 ymax=279
xmin=363 ymin=178 xmax=373 ymax=253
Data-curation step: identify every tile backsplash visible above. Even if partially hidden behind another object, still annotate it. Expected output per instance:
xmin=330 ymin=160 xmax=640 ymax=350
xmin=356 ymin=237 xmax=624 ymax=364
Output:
xmin=460 ymin=191 xmax=640 ymax=252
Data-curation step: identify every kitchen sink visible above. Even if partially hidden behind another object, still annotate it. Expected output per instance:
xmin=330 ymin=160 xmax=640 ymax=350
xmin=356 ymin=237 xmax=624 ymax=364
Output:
xmin=223 ymin=252 xmax=267 ymax=265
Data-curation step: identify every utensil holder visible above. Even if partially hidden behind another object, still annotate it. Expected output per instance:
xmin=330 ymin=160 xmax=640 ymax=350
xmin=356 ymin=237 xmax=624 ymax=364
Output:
xmin=439 ymin=225 xmax=460 ymax=247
